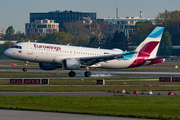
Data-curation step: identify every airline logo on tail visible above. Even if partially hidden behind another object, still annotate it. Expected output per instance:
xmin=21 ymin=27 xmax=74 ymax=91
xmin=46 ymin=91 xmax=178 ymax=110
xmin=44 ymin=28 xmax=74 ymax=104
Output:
xmin=128 ymin=27 xmax=164 ymax=68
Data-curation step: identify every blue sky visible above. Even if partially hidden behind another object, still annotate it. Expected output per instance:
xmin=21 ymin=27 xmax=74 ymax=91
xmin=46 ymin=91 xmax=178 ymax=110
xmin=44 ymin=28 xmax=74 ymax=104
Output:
xmin=0 ymin=0 xmax=180 ymax=33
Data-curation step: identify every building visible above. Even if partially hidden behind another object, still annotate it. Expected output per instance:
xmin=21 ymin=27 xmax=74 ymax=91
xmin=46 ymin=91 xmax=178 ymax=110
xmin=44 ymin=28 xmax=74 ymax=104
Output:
xmin=30 ymin=10 xmax=96 ymax=30
xmin=25 ymin=19 xmax=59 ymax=36
xmin=109 ymin=20 xmax=136 ymax=38
xmin=97 ymin=17 xmax=156 ymax=37
xmin=0 ymin=29 xmax=3 ymax=38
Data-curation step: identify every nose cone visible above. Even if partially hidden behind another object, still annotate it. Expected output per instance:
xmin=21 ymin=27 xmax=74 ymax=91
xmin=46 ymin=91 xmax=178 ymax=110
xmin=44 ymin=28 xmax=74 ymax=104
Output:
xmin=4 ymin=49 xmax=11 ymax=57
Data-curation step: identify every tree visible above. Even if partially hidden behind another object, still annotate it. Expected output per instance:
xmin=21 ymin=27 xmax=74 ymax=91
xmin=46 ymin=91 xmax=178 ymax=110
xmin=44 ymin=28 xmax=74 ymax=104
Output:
xmin=64 ymin=22 xmax=90 ymax=38
xmin=77 ymin=36 xmax=90 ymax=46
xmin=40 ymin=31 xmax=74 ymax=45
xmin=156 ymin=10 xmax=180 ymax=21
xmin=129 ymin=21 xmax=154 ymax=46
xmin=111 ymin=31 xmax=129 ymax=50
xmin=156 ymin=10 xmax=180 ymax=46
xmin=158 ymin=31 xmax=172 ymax=56
xmin=6 ymin=26 xmax=14 ymax=35
xmin=111 ymin=31 xmax=120 ymax=49
xmin=120 ymin=32 xmax=129 ymax=50
xmin=88 ymin=35 xmax=99 ymax=48
xmin=28 ymin=33 xmax=39 ymax=41
xmin=70 ymin=36 xmax=80 ymax=46
xmin=0 ymin=41 xmax=14 ymax=56
xmin=0 ymin=34 xmax=4 ymax=40
xmin=91 ymin=21 xmax=109 ymax=38
xmin=103 ymin=35 xmax=113 ymax=49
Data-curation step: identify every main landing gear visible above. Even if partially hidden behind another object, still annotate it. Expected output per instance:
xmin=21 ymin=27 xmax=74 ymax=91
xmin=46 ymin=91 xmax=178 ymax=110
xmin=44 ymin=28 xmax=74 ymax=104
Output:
xmin=68 ymin=67 xmax=91 ymax=77
xmin=69 ymin=70 xmax=76 ymax=77
xmin=84 ymin=67 xmax=91 ymax=77
xmin=84 ymin=71 xmax=91 ymax=77
xmin=23 ymin=61 xmax=29 ymax=72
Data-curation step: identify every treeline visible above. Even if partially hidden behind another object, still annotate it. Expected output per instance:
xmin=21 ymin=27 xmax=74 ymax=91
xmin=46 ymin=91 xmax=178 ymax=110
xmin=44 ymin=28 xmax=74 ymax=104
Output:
xmin=2 ymin=10 xmax=180 ymax=57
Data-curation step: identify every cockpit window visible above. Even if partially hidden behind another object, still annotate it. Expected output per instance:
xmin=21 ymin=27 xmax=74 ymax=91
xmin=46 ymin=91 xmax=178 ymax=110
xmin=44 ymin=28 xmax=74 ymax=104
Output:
xmin=11 ymin=45 xmax=22 ymax=49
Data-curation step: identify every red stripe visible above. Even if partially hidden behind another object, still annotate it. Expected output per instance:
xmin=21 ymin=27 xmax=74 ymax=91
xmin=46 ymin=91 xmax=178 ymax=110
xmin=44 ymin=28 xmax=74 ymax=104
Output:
xmin=139 ymin=41 xmax=159 ymax=56
xmin=128 ymin=41 xmax=159 ymax=68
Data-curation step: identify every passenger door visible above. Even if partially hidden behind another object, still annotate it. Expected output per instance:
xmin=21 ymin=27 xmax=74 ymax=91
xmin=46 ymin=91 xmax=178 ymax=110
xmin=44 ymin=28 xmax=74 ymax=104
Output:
xmin=27 ymin=42 xmax=33 ymax=54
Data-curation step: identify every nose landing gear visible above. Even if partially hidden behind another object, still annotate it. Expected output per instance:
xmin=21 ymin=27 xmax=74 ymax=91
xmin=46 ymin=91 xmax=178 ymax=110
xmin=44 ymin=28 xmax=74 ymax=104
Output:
xmin=23 ymin=61 xmax=29 ymax=72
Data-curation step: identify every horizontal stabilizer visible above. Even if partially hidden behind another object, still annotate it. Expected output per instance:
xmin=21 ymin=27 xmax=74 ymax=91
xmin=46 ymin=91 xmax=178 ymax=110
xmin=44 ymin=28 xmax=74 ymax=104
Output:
xmin=146 ymin=57 xmax=168 ymax=61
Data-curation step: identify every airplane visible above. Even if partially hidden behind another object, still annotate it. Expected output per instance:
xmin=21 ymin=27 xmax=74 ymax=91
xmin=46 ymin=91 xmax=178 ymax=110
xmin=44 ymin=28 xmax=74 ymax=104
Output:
xmin=4 ymin=26 xmax=165 ymax=77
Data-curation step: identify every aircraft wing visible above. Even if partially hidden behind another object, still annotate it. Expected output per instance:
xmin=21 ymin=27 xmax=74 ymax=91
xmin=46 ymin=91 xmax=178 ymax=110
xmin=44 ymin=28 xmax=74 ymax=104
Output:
xmin=79 ymin=51 xmax=136 ymax=66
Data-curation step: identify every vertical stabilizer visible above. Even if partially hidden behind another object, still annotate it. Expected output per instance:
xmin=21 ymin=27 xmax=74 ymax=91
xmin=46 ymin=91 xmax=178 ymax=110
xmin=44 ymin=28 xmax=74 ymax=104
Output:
xmin=134 ymin=27 xmax=164 ymax=58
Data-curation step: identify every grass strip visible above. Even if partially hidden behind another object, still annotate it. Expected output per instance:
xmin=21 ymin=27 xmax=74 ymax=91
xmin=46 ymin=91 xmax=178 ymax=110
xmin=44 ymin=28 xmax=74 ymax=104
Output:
xmin=0 ymin=72 xmax=67 ymax=77
xmin=0 ymin=95 xmax=179 ymax=119
xmin=0 ymin=86 xmax=180 ymax=92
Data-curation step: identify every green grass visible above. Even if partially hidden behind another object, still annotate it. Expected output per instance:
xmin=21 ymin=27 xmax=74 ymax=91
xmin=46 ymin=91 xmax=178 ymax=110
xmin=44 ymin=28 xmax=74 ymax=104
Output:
xmin=0 ymin=86 xmax=180 ymax=92
xmin=0 ymin=72 xmax=67 ymax=77
xmin=0 ymin=95 xmax=179 ymax=119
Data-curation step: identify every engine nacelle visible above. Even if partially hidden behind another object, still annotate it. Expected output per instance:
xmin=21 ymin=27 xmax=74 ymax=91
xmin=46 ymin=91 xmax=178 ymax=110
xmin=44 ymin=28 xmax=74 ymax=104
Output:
xmin=39 ymin=63 xmax=60 ymax=70
xmin=63 ymin=58 xmax=81 ymax=70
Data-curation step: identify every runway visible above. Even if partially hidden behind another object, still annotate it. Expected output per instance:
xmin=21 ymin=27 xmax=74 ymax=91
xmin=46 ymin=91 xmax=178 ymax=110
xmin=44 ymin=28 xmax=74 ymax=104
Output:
xmin=0 ymin=91 xmax=179 ymax=96
xmin=0 ymin=109 xmax=148 ymax=120
xmin=1 ymin=68 xmax=180 ymax=74
xmin=0 ymin=68 xmax=180 ymax=79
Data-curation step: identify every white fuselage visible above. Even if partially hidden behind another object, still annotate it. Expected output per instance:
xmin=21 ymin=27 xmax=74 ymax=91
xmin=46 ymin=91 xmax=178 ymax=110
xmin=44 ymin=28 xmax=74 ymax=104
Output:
xmin=4 ymin=27 xmax=165 ymax=77
xmin=4 ymin=42 xmax=137 ymax=69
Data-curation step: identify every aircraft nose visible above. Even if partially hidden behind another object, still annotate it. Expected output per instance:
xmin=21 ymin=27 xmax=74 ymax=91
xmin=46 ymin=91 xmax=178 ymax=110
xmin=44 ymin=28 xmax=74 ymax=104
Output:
xmin=4 ymin=49 xmax=11 ymax=57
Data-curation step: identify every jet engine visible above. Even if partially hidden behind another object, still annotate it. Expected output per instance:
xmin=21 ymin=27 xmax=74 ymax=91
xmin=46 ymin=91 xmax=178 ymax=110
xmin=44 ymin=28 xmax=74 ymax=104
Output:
xmin=39 ymin=63 xmax=62 ymax=70
xmin=63 ymin=58 xmax=81 ymax=70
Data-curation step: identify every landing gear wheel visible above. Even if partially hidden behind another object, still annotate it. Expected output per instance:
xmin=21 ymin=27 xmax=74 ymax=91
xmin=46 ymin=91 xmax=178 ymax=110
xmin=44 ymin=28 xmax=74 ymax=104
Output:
xmin=23 ymin=61 xmax=29 ymax=72
xmin=84 ymin=71 xmax=91 ymax=77
xmin=23 ymin=68 xmax=27 ymax=72
xmin=69 ymin=71 xmax=76 ymax=77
